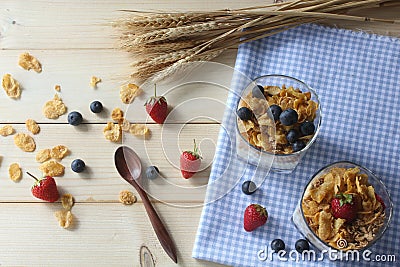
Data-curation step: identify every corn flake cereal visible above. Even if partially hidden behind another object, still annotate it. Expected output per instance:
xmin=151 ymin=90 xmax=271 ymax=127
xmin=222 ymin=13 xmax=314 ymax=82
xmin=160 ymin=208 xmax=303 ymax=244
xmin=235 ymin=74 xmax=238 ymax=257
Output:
xmin=119 ymin=118 xmax=131 ymax=132
xmin=54 ymin=85 xmax=61 ymax=92
xmin=129 ymin=124 xmax=150 ymax=137
xmin=50 ymin=145 xmax=69 ymax=159
xmin=42 ymin=94 xmax=67 ymax=119
xmin=25 ymin=119 xmax=40 ymax=134
xmin=90 ymin=76 xmax=101 ymax=88
xmin=302 ymin=167 xmax=385 ymax=250
xmin=54 ymin=210 xmax=73 ymax=229
xmin=14 ymin=133 xmax=36 ymax=152
xmin=18 ymin=52 xmax=42 ymax=73
xmin=39 ymin=160 xmax=65 ymax=176
xmin=120 ymin=83 xmax=142 ymax=104
xmin=119 ymin=190 xmax=137 ymax=205
xmin=36 ymin=148 xmax=51 ymax=163
xmin=2 ymin=74 xmax=21 ymax=99
xmin=0 ymin=125 xmax=15 ymax=136
xmin=111 ymin=108 xmax=124 ymax=122
xmin=9 ymin=163 xmax=22 ymax=182
xmin=103 ymin=122 xmax=121 ymax=142
xmin=61 ymin=194 xmax=74 ymax=210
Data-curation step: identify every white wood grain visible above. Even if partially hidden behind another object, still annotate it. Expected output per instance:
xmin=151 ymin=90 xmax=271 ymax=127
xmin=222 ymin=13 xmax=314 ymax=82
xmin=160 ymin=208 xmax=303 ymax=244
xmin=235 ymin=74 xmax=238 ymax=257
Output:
xmin=0 ymin=203 xmax=223 ymax=267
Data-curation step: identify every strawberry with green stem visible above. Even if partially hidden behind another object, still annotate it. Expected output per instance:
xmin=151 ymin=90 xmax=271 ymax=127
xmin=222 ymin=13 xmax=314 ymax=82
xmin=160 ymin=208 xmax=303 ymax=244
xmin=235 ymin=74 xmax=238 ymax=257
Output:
xmin=244 ymin=204 xmax=268 ymax=232
xmin=144 ymin=84 xmax=168 ymax=124
xmin=331 ymin=192 xmax=358 ymax=222
xmin=180 ymin=139 xmax=202 ymax=179
xmin=27 ymin=172 xmax=60 ymax=202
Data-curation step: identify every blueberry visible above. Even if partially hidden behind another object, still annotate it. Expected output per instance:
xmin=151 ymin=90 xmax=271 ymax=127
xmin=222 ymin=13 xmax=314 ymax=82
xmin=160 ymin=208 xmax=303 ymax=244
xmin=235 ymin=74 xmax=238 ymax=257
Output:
xmin=300 ymin=121 xmax=315 ymax=136
xmin=237 ymin=107 xmax=253 ymax=121
xmin=286 ymin=129 xmax=300 ymax=144
xmin=90 ymin=101 xmax=103 ymax=113
xmin=145 ymin=166 xmax=159 ymax=179
xmin=279 ymin=109 xmax=298 ymax=126
xmin=252 ymin=85 xmax=265 ymax=99
xmin=295 ymin=239 xmax=310 ymax=253
xmin=271 ymin=239 xmax=285 ymax=252
xmin=267 ymin=105 xmax=282 ymax=122
xmin=292 ymin=140 xmax=306 ymax=152
xmin=242 ymin=180 xmax=257 ymax=195
xmin=68 ymin=111 xmax=83 ymax=126
xmin=71 ymin=159 xmax=85 ymax=173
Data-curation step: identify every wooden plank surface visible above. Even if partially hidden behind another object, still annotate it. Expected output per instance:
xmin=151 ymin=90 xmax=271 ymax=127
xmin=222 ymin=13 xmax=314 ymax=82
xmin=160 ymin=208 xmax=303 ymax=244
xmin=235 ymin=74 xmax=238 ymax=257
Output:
xmin=1 ymin=0 xmax=399 ymax=266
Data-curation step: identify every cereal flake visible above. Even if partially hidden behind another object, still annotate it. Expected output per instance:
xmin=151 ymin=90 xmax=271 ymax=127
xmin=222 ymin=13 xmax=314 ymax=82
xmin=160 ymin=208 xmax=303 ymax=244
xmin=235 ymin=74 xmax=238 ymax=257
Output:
xmin=120 ymin=83 xmax=142 ymax=104
xmin=36 ymin=148 xmax=51 ymax=163
xmin=39 ymin=160 xmax=65 ymax=176
xmin=111 ymin=108 xmax=124 ymax=122
xmin=14 ymin=133 xmax=36 ymax=152
xmin=54 ymin=85 xmax=61 ymax=92
xmin=26 ymin=119 xmax=40 ymax=134
xmin=50 ymin=145 xmax=69 ymax=159
xmin=0 ymin=125 xmax=15 ymax=136
xmin=90 ymin=76 xmax=101 ymax=88
xmin=61 ymin=194 xmax=74 ymax=210
xmin=42 ymin=94 xmax=67 ymax=119
xmin=9 ymin=163 xmax=22 ymax=182
xmin=129 ymin=124 xmax=150 ymax=137
xmin=18 ymin=52 xmax=42 ymax=73
xmin=119 ymin=190 xmax=137 ymax=205
xmin=2 ymin=74 xmax=21 ymax=99
xmin=103 ymin=122 xmax=121 ymax=142
xmin=54 ymin=210 xmax=73 ymax=229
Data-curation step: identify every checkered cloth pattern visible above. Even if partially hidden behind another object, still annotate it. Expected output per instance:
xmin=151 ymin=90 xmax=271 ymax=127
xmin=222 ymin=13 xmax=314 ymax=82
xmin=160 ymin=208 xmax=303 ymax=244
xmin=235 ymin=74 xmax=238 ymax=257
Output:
xmin=192 ymin=24 xmax=400 ymax=266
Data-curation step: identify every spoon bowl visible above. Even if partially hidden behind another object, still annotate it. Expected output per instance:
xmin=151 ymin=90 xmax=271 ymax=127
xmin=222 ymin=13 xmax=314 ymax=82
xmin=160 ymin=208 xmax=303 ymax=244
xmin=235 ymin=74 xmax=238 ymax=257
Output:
xmin=114 ymin=146 xmax=178 ymax=263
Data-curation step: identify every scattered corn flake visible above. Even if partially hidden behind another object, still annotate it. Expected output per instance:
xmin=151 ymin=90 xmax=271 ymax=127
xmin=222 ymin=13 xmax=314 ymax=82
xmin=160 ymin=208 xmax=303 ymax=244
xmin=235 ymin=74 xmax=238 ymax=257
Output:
xmin=0 ymin=125 xmax=15 ymax=136
xmin=18 ymin=52 xmax=42 ymax=73
xmin=42 ymin=94 xmax=67 ymax=119
xmin=25 ymin=119 xmax=40 ymax=135
xmin=111 ymin=108 xmax=124 ymax=122
xmin=39 ymin=160 xmax=65 ymax=176
xmin=36 ymin=148 xmax=51 ymax=163
xmin=9 ymin=163 xmax=22 ymax=182
xmin=103 ymin=122 xmax=121 ymax=142
xmin=61 ymin=194 xmax=74 ymax=210
xmin=2 ymin=74 xmax=21 ymax=99
xmin=54 ymin=85 xmax=61 ymax=92
xmin=119 ymin=118 xmax=131 ymax=132
xmin=129 ymin=124 xmax=150 ymax=137
xmin=50 ymin=145 xmax=69 ymax=159
xmin=54 ymin=210 xmax=73 ymax=229
xmin=14 ymin=133 xmax=36 ymax=152
xmin=120 ymin=83 xmax=142 ymax=104
xmin=90 ymin=76 xmax=101 ymax=88
xmin=119 ymin=190 xmax=137 ymax=205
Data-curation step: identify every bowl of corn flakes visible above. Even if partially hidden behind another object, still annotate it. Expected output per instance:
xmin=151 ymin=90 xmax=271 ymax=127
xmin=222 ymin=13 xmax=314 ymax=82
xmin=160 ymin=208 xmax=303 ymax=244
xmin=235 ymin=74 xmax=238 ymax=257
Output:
xmin=292 ymin=161 xmax=393 ymax=252
xmin=235 ymin=74 xmax=321 ymax=172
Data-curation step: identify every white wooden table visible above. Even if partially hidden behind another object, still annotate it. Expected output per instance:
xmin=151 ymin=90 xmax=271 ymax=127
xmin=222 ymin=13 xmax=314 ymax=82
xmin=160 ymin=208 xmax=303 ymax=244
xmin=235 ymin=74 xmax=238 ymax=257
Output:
xmin=0 ymin=1 xmax=398 ymax=266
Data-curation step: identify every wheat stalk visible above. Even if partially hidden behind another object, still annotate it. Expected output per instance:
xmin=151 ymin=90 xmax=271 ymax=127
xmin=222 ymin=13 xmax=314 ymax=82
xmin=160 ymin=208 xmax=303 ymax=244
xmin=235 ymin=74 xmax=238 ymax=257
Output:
xmin=114 ymin=0 xmax=400 ymax=83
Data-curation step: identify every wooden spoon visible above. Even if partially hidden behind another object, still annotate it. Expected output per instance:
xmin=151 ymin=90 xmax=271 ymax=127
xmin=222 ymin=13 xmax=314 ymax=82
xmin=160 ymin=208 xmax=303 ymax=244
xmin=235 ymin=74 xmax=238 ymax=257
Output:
xmin=114 ymin=146 xmax=178 ymax=263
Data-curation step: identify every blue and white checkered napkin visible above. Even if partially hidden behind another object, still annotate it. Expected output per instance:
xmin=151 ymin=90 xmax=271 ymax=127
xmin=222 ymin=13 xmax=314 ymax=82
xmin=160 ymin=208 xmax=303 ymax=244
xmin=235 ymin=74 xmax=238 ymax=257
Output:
xmin=192 ymin=24 xmax=400 ymax=266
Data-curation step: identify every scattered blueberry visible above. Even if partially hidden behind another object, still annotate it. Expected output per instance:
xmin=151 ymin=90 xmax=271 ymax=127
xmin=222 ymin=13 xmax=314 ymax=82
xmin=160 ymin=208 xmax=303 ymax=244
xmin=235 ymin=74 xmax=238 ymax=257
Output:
xmin=68 ymin=111 xmax=83 ymax=126
xmin=252 ymin=85 xmax=265 ymax=99
xmin=242 ymin=180 xmax=257 ymax=195
xmin=268 ymin=104 xmax=282 ymax=121
xmin=279 ymin=108 xmax=298 ymax=126
xmin=292 ymin=140 xmax=306 ymax=152
xmin=286 ymin=129 xmax=300 ymax=144
xmin=71 ymin=159 xmax=86 ymax=173
xmin=271 ymin=239 xmax=286 ymax=252
xmin=145 ymin=166 xmax=159 ymax=179
xmin=237 ymin=107 xmax=253 ymax=121
xmin=300 ymin=121 xmax=315 ymax=136
xmin=295 ymin=239 xmax=310 ymax=253
xmin=90 ymin=101 xmax=103 ymax=113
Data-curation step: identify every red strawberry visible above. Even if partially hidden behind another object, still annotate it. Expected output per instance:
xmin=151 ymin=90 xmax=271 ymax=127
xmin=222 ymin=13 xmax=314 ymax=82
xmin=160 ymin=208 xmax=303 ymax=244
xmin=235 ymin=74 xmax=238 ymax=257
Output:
xmin=27 ymin=172 xmax=59 ymax=202
xmin=144 ymin=85 xmax=168 ymax=124
xmin=244 ymin=204 xmax=268 ymax=232
xmin=331 ymin=193 xmax=358 ymax=222
xmin=375 ymin=193 xmax=386 ymax=210
xmin=180 ymin=139 xmax=201 ymax=179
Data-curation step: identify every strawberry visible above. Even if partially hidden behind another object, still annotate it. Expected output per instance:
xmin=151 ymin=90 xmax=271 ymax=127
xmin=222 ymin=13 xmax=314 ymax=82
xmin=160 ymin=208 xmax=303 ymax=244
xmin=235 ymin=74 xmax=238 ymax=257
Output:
xmin=180 ymin=139 xmax=201 ymax=179
xmin=331 ymin=193 xmax=358 ymax=222
xmin=27 ymin=172 xmax=59 ymax=202
xmin=144 ymin=84 xmax=168 ymax=124
xmin=375 ymin=193 xmax=386 ymax=210
xmin=244 ymin=204 xmax=268 ymax=232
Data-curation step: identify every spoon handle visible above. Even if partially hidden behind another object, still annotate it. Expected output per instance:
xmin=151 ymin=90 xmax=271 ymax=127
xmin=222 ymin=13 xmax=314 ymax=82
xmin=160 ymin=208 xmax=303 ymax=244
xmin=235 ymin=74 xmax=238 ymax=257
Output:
xmin=136 ymin=185 xmax=178 ymax=263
